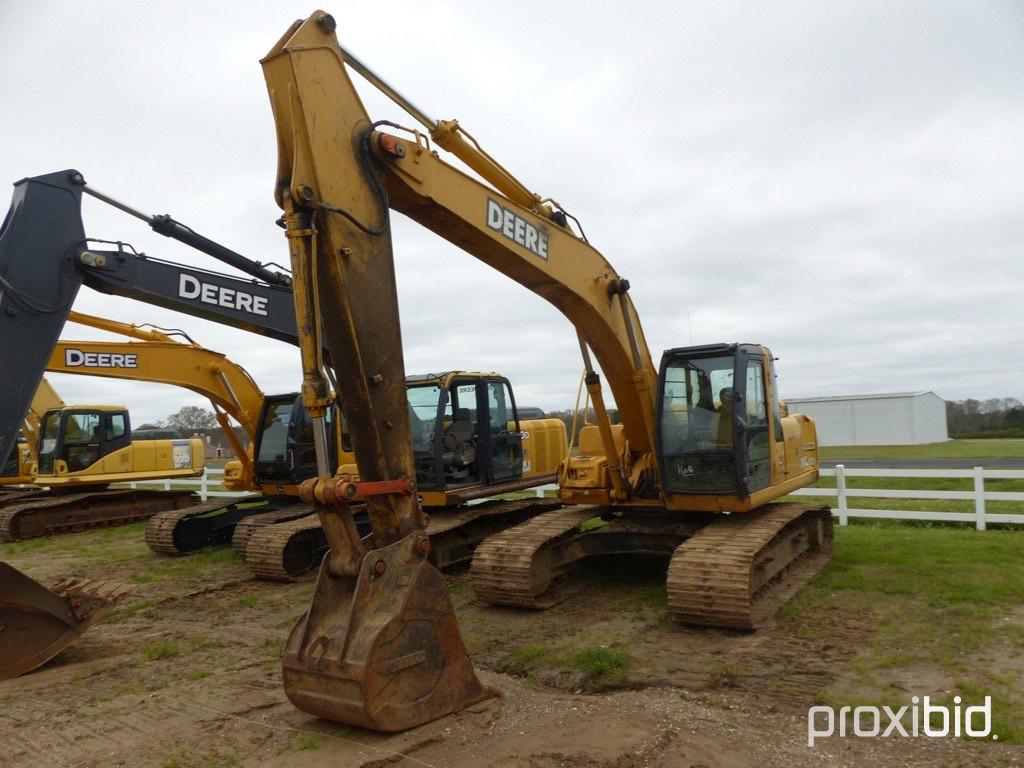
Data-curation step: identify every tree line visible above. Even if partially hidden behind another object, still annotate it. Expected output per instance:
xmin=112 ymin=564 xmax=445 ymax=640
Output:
xmin=946 ymin=398 xmax=1024 ymax=439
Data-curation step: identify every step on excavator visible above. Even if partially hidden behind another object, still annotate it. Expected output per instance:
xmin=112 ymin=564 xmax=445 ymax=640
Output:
xmin=257 ymin=11 xmax=832 ymax=731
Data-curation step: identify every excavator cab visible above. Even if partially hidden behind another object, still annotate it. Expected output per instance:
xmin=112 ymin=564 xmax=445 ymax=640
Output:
xmin=407 ymin=372 xmax=523 ymax=494
xmin=253 ymin=394 xmax=342 ymax=489
xmin=657 ymin=344 xmax=816 ymax=508
xmin=30 ymin=405 xmax=202 ymax=486
xmin=36 ymin=407 xmax=132 ymax=475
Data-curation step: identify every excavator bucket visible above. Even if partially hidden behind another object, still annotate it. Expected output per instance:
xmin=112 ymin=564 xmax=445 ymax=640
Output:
xmin=0 ymin=562 xmax=133 ymax=679
xmin=282 ymin=531 xmax=493 ymax=732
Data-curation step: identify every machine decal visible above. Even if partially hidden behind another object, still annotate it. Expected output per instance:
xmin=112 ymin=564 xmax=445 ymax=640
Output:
xmin=178 ymin=274 xmax=269 ymax=316
xmin=64 ymin=349 xmax=138 ymax=369
xmin=171 ymin=440 xmax=193 ymax=469
xmin=486 ymin=198 xmax=549 ymax=260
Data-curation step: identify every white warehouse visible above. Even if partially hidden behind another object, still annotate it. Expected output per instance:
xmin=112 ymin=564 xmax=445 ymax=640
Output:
xmin=784 ymin=392 xmax=948 ymax=446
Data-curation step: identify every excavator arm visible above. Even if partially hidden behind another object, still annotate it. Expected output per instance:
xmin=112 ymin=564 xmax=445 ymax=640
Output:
xmin=0 ymin=171 xmax=303 ymax=469
xmin=47 ymin=312 xmax=266 ymax=487
xmin=262 ymin=14 xmax=658 ymax=507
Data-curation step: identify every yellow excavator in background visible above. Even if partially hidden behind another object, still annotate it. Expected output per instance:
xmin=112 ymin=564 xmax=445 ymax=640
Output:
xmin=258 ymin=11 xmax=832 ymax=732
xmin=0 ymin=316 xmax=206 ymax=542
xmin=44 ymin=313 xmax=567 ymax=579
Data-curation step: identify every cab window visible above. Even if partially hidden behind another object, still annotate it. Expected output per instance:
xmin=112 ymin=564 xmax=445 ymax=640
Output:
xmin=106 ymin=413 xmax=127 ymax=441
xmin=39 ymin=412 xmax=61 ymax=456
xmin=257 ymin=401 xmax=292 ymax=464
xmin=745 ymin=362 xmax=770 ymax=464
xmin=659 ymin=355 xmax=736 ymax=456
xmin=406 ymin=384 xmax=442 ymax=446
xmin=65 ymin=413 xmax=101 ymax=443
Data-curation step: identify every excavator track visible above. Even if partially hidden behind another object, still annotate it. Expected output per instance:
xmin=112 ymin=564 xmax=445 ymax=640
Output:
xmin=427 ymin=497 xmax=564 ymax=570
xmin=0 ymin=489 xmax=197 ymax=542
xmin=231 ymin=503 xmax=317 ymax=559
xmin=0 ymin=488 xmax=47 ymax=505
xmin=144 ymin=495 xmax=263 ymax=555
xmin=471 ymin=505 xmax=702 ymax=608
xmin=242 ymin=497 xmax=563 ymax=582
xmin=666 ymin=503 xmax=833 ymax=630
xmin=245 ymin=513 xmax=327 ymax=581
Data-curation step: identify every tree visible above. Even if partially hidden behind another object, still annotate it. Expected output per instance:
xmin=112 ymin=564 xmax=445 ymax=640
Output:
xmin=164 ymin=406 xmax=217 ymax=438
xmin=137 ymin=422 xmax=164 ymax=431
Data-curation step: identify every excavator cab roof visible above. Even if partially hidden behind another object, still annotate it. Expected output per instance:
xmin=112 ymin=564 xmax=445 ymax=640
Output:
xmin=406 ymin=371 xmax=504 ymax=387
xmin=44 ymin=405 xmax=127 ymax=414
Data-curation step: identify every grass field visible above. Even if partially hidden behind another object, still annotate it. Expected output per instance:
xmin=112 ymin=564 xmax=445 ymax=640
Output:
xmin=820 ymin=439 xmax=1024 ymax=461
xmin=782 ymin=524 xmax=1024 ymax=741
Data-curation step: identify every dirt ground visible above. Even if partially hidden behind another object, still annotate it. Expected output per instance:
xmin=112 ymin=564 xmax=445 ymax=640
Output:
xmin=1 ymin=523 xmax=1021 ymax=768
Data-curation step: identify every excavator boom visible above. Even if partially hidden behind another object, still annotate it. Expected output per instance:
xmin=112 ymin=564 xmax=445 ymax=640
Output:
xmin=263 ymin=15 xmax=491 ymax=730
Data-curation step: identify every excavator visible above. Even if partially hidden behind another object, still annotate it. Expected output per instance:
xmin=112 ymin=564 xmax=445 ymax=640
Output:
xmin=254 ymin=12 xmax=832 ymax=732
xmin=46 ymin=319 xmax=567 ymax=579
xmin=0 ymin=354 xmax=205 ymax=542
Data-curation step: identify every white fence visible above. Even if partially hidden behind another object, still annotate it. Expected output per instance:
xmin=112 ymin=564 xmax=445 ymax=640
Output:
xmin=791 ymin=465 xmax=1024 ymax=530
xmin=131 ymin=465 xmax=1024 ymax=531
xmin=126 ymin=467 xmax=235 ymax=501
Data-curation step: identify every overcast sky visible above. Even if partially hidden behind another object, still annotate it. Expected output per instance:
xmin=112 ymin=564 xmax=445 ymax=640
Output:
xmin=1 ymin=1 xmax=1021 ymax=425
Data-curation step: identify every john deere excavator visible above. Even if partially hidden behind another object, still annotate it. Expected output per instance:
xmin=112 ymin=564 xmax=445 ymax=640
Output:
xmin=47 ymin=323 xmax=567 ymax=579
xmin=256 ymin=11 xmax=831 ymax=731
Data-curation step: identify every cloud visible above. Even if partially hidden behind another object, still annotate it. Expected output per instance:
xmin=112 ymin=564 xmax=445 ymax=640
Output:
xmin=1 ymin=0 xmax=1021 ymax=429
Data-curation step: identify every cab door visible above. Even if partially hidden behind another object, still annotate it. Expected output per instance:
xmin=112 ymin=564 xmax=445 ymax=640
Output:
xmin=481 ymin=378 xmax=523 ymax=483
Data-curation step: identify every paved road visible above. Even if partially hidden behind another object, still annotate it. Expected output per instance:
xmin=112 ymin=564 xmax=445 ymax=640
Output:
xmin=821 ymin=458 xmax=1024 ymax=469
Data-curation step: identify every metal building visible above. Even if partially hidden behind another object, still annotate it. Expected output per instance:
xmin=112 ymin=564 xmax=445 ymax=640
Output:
xmin=784 ymin=391 xmax=948 ymax=447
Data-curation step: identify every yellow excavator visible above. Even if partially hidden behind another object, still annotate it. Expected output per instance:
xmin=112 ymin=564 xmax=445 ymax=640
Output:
xmin=258 ymin=11 xmax=832 ymax=732
xmin=47 ymin=318 xmax=567 ymax=579
xmin=0 ymin=333 xmax=205 ymax=542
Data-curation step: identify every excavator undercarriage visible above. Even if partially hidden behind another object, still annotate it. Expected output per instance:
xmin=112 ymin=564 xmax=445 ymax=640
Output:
xmin=472 ymin=503 xmax=833 ymax=629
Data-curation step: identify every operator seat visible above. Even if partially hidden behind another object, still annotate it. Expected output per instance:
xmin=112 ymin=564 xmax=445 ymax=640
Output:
xmin=445 ymin=408 xmax=476 ymax=451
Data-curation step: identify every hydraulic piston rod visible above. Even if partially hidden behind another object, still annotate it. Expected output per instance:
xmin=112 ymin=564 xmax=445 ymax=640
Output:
xmin=76 ymin=173 xmax=291 ymax=287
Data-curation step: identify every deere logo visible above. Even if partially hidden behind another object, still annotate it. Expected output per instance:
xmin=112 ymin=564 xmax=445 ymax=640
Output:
xmin=64 ymin=349 xmax=138 ymax=368
xmin=486 ymin=198 xmax=549 ymax=260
